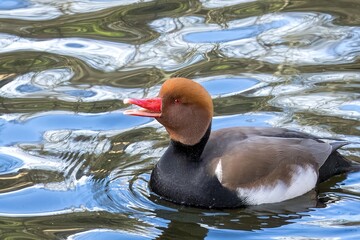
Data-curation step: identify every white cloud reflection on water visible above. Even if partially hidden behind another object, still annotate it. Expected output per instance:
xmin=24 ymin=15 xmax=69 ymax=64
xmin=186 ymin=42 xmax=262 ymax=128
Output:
xmin=0 ymin=34 xmax=135 ymax=72
xmin=199 ymin=0 xmax=257 ymax=9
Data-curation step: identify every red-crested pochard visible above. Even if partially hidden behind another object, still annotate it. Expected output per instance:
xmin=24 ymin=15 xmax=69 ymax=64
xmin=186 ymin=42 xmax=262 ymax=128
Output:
xmin=124 ymin=78 xmax=353 ymax=208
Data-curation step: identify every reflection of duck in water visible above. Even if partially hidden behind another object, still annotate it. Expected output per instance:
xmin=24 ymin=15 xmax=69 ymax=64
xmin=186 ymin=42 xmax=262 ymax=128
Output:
xmin=124 ymin=78 xmax=355 ymax=208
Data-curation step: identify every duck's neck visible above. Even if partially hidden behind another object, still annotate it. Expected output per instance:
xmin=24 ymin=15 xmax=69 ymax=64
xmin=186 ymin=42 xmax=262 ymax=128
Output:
xmin=169 ymin=122 xmax=211 ymax=162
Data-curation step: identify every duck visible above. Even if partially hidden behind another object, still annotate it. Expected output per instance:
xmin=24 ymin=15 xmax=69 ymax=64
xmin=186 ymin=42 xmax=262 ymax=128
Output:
xmin=123 ymin=77 xmax=353 ymax=208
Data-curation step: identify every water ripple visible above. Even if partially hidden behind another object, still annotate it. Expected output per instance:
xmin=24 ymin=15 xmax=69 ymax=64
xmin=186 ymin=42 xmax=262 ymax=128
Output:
xmin=0 ymin=34 xmax=135 ymax=71
xmin=3 ymin=11 xmax=359 ymax=72
xmin=0 ymin=0 xmax=61 ymax=20
xmin=184 ymin=19 xmax=287 ymax=43
xmin=141 ymin=12 xmax=360 ymax=70
xmin=0 ymin=153 xmax=23 ymax=174
xmin=221 ymin=12 xmax=360 ymax=65
xmin=200 ymin=0 xmax=257 ymax=9
xmin=43 ymin=130 xmax=111 ymax=156
xmin=0 ymin=68 xmax=142 ymax=102
xmin=0 ymin=111 xmax=149 ymax=145
xmin=0 ymin=147 xmax=64 ymax=172
xmin=69 ymin=229 xmax=152 ymax=240
xmin=0 ymin=1 xmax=360 ymax=239
xmin=0 ymin=176 xmax=99 ymax=216
xmin=200 ymin=75 xmax=260 ymax=97
xmin=0 ymin=0 xmax=154 ymax=20
xmin=271 ymin=93 xmax=360 ymax=120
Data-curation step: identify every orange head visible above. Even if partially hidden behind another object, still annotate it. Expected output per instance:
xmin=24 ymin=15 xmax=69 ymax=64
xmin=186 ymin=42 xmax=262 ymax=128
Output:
xmin=124 ymin=78 xmax=213 ymax=145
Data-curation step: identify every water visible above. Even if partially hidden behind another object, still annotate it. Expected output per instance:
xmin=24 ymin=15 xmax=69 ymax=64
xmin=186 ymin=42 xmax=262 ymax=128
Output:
xmin=0 ymin=0 xmax=360 ymax=239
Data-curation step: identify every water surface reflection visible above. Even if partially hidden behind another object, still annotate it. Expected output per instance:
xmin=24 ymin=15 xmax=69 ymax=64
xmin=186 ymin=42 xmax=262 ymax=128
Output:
xmin=0 ymin=0 xmax=360 ymax=239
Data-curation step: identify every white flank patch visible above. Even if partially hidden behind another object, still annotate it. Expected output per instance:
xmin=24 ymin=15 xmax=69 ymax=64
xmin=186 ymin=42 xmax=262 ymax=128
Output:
xmin=236 ymin=165 xmax=318 ymax=205
xmin=215 ymin=159 xmax=223 ymax=183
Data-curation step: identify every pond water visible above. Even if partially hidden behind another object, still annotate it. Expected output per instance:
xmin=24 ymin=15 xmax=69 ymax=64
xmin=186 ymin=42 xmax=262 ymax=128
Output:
xmin=1 ymin=0 xmax=360 ymax=239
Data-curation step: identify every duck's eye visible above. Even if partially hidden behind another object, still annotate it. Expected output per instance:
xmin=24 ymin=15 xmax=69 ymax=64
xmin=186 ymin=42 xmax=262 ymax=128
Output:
xmin=174 ymin=99 xmax=181 ymax=104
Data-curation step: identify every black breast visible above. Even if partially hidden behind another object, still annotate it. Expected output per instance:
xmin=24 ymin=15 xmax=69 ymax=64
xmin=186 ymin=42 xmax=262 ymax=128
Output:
xmin=149 ymin=126 xmax=245 ymax=208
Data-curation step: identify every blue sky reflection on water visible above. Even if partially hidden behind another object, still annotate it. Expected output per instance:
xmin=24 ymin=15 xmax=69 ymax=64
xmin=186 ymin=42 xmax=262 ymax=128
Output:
xmin=0 ymin=113 xmax=150 ymax=145
xmin=202 ymin=77 xmax=260 ymax=95
xmin=0 ymin=0 xmax=30 ymax=10
xmin=184 ymin=19 xmax=287 ymax=43
xmin=0 ymin=153 xmax=24 ymax=174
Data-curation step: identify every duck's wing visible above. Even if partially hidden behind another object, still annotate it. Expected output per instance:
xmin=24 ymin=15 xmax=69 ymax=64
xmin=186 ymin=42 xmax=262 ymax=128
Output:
xmin=209 ymin=136 xmax=333 ymax=205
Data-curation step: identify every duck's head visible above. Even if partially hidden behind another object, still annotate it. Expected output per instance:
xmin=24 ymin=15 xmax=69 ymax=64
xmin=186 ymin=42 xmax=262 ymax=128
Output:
xmin=124 ymin=78 xmax=213 ymax=145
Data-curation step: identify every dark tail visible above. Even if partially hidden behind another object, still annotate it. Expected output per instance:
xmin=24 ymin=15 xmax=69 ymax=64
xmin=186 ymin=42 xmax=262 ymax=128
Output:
xmin=318 ymin=151 xmax=355 ymax=183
